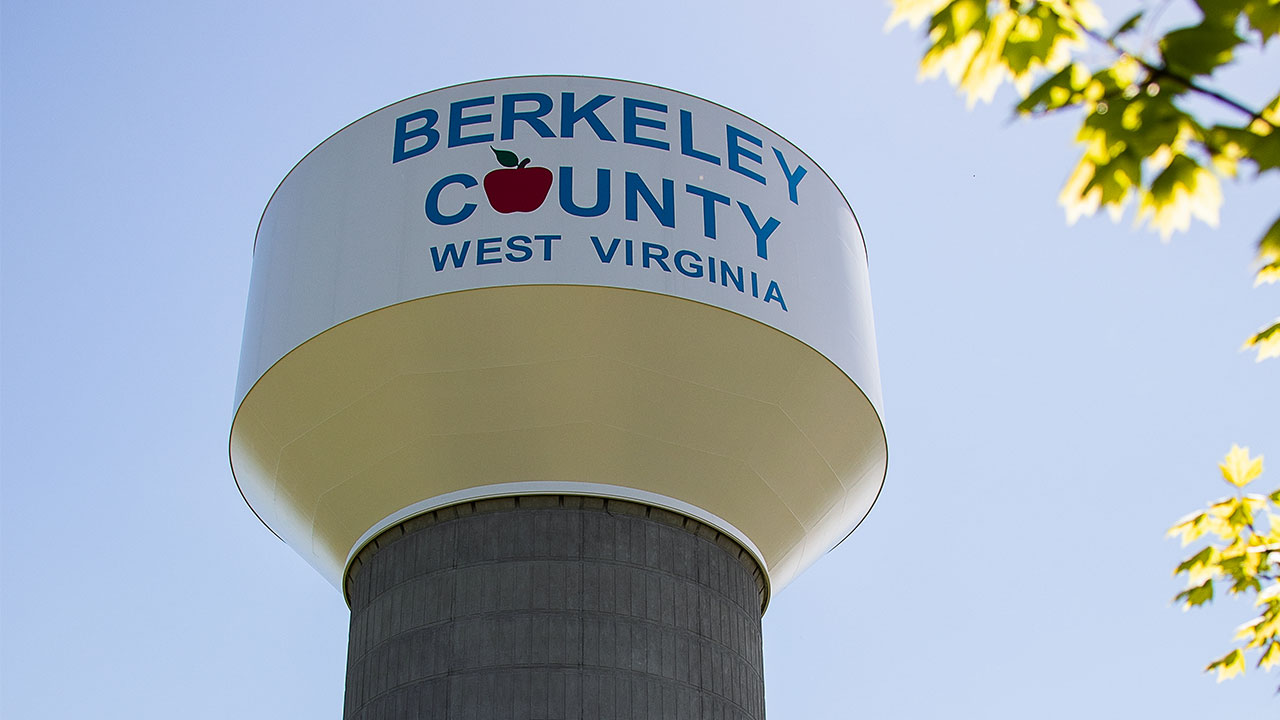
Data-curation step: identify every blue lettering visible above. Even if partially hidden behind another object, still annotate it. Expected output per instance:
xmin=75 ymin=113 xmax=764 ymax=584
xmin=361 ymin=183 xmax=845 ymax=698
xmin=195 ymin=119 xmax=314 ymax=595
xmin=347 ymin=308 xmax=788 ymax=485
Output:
xmin=719 ymin=260 xmax=744 ymax=292
xmin=623 ymin=98 xmax=669 ymax=150
xmin=430 ymin=240 xmax=472 ymax=271
xmin=448 ymin=96 xmax=495 ymax=147
xmin=764 ymin=281 xmax=788 ymax=311
xmin=476 ymin=237 xmax=502 ymax=265
xmin=393 ymin=108 xmax=439 ymax=163
xmin=773 ymin=147 xmax=808 ymax=204
xmin=425 ymin=174 xmax=478 ymax=225
xmin=505 ymin=235 xmax=534 ymax=262
xmin=561 ymin=93 xmax=616 ymax=141
xmin=535 ymin=234 xmax=561 ymax=260
xmin=590 ymin=236 xmax=622 ymax=263
xmin=625 ymin=172 xmax=675 ymax=228
xmin=559 ymin=167 xmax=610 ymax=217
xmin=727 ymin=125 xmax=766 ymax=185
xmin=679 ymin=110 xmax=720 ymax=165
xmin=684 ymin=184 xmax=730 ymax=239
xmin=501 ymin=93 xmax=555 ymax=140
xmin=641 ymin=242 xmax=671 ymax=271
xmin=738 ymin=201 xmax=780 ymax=259
xmin=674 ymin=250 xmax=703 ymax=278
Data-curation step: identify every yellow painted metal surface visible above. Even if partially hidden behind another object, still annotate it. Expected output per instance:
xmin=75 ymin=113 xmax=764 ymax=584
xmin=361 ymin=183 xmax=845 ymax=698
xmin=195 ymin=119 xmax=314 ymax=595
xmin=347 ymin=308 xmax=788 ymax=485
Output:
xmin=230 ymin=285 xmax=886 ymax=597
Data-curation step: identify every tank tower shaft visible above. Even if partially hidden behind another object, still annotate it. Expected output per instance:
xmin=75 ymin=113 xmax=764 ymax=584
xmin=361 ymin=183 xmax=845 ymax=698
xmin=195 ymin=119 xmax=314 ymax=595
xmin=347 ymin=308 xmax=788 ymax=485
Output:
xmin=344 ymin=496 xmax=765 ymax=720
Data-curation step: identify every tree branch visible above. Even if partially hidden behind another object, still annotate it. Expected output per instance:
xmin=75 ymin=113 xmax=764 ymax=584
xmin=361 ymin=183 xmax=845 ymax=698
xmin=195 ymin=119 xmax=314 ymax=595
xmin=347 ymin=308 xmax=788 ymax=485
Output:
xmin=1071 ymin=12 xmax=1274 ymax=130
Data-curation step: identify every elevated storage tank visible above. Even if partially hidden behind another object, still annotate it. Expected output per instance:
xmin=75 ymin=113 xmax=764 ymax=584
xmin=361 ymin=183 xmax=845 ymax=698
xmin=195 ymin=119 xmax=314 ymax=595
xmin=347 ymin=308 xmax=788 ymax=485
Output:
xmin=231 ymin=76 xmax=886 ymax=720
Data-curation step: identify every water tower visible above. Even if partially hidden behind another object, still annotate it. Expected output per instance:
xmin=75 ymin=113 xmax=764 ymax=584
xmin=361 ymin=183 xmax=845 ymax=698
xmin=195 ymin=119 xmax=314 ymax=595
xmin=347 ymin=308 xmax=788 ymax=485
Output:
xmin=231 ymin=76 xmax=886 ymax=720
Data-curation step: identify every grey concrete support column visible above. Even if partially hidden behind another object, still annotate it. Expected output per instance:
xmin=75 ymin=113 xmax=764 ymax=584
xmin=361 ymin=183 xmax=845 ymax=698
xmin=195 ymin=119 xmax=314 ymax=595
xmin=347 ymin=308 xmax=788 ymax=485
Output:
xmin=342 ymin=495 xmax=768 ymax=720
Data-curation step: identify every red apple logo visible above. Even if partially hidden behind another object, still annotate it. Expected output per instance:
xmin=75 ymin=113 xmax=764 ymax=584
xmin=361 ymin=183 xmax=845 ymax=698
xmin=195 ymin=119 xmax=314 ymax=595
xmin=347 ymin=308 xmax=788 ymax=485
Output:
xmin=484 ymin=147 xmax=553 ymax=213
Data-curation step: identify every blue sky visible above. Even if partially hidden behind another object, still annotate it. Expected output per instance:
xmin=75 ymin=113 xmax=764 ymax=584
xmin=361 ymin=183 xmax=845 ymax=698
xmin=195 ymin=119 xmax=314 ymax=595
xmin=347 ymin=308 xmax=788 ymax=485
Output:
xmin=3 ymin=1 xmax=1278 ymax=717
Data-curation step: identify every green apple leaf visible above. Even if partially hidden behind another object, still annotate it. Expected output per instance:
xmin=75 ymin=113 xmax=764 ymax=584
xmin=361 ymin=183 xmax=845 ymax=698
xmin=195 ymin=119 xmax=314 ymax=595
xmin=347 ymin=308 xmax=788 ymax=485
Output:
xmin=491 ymin=147 xmax=520 ymax=168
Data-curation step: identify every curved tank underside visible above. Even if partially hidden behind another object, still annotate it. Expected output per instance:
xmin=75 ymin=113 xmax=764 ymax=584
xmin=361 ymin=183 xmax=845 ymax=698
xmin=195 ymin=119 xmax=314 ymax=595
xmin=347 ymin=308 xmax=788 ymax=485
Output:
xmin=230 ymin=285 xmax=886 ymax=598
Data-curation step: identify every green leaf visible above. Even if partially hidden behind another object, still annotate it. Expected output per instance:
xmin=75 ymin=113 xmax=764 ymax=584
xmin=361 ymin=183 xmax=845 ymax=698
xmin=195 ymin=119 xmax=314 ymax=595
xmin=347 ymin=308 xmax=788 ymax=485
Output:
xmin=1263 ymin=92 xmax=1280 ymax=126
xmin=1176 ymin=546 xmax=1217 ymax=575
xmin=1251 ymin=323 xmax=1280 ymax=342
xmin=1230 ymin=503 xmax=1254 ymax=527
xmin=1221 ymin=446 xmax=1265 ymax=487
xmin=1194 ymin=0 xmax=1250 ymax=27
xmin=1231 ymin=574 xmax=1265 ymax=594
xmin=1243 ymin=0 xmax=1280 ymax=42
xmin=1136 ymin=153 xmax=1222 ymax=238
xmin=1110 ymin=10 xmax=1143 ymax=40
xmin=1210 ymin=124 xmax=1280 ymax=173
xmin=1146 ymin=155 xmax=1199 ymax=204
xmin=1243 ymin=320 xmax=1280 ymax=361
xmin=1085 ymin=150 xmax=1142 ymax=205
xmin=1003 ymin=3 xmax=1078 ymax=75
xmin=1254 ymin=258 xmax=1280 ymax=285
xmin=491 ymin=147 xmax=520 ymax=168
xmin=1249 ymin=130 xmax=1280 ymax=173
xmin=1159 ymin=24 xmax=1244 ymax=76
xmin=1251 ymin=135 xmax=1280 ymax=173
xmin=1256 ymin=216 xmax=1280 ymax=287
xmin=1219 ymin=550 xmax=1265 ymax=594
xmin=1169 ymin=510 xmax=1215 ymax=545
xmin=1260 ymin=215 xmax=1280 ymax=262
xmin=1206 ymin=647 xmax=1247 ymax=681
xmin=938 ymin=0 xmax=986 ymax=38
xmin=1177 ymin=579 xmax=1216 ymax=608
xmin=1018 ymin=64 xmax=1088 ymax=115
xmin=1260 ymin=584 xmax=1280 ymax=603
xmin=1259 ymin=640 xmax=1280 ymax=671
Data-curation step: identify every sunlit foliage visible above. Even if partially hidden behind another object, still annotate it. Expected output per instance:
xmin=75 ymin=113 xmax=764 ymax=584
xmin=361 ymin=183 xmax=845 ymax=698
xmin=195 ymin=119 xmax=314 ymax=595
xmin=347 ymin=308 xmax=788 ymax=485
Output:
xmin=888 ymin=0 xmax=1278 ymax=358
xmin=889 ymin=0 xmax=1280 ymax=687
xmin=1170 ymin=446 xmax=1280 ymax=682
